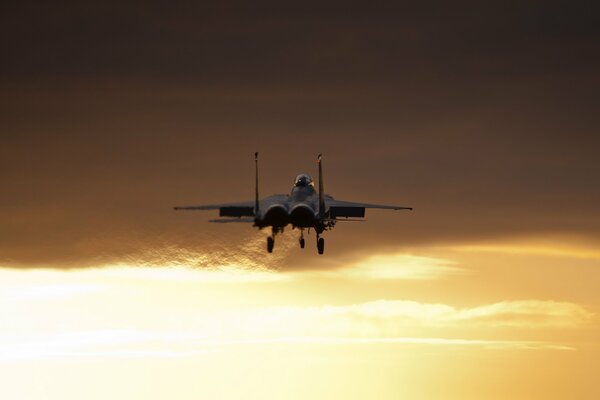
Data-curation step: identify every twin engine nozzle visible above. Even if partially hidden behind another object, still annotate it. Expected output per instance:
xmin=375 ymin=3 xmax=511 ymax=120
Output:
xmin=261 ymin=204 xmax=316 ymax=228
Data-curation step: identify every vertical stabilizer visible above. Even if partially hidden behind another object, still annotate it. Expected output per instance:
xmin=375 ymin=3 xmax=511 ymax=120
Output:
xmin=254 ymin=152 xmax=260 ymax=215
xmin=318 ymin=153 xmax=325 ymax=217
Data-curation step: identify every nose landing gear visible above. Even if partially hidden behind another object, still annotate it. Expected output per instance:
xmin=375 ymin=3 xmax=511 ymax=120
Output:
xmin=299 ymin=229 xmax=305 ymax=249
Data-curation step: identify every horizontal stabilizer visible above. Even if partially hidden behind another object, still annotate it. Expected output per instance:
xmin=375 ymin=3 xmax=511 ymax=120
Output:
xmin=329 ymin=206 xmax=365 ymax=218
xmin=323 ymin=218 xmax=366 ymax=222
xmin=173 ymin=201 xmax=256 ymax=217
xmin=209 ymin=218 xmax=255 ymax=223
xmin=219 ymin=206 xmax=254 ymax=217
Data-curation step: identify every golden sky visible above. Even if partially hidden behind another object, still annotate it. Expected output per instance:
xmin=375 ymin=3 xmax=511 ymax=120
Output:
xmin=1 ymin=236 xmax=599 ymax=399
xmin=1 ymin=2 xmax=599 ymax=399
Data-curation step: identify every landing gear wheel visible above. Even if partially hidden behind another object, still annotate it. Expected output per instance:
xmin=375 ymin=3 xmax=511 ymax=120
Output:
xmin=317 ymin=237 xmax=325 ymax=255
xmin=299 ymin=238 xmax=305 ymax=248
xmin=267 ymin=236 xmax=274 ymax=253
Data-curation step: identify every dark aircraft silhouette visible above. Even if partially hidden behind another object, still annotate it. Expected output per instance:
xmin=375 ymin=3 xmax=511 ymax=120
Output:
xmin=174 ymin=154 xmax=412 ymax=254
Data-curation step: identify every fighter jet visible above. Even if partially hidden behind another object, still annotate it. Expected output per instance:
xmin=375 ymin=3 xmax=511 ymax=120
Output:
xmin=174 ymin=153 xmax=411 ymax=254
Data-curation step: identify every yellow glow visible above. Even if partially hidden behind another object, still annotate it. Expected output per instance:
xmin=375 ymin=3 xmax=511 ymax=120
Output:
xmin=1 ymin=240 xmax=599 ymax=399
xmin=0 ymin=266 xmax=592 ymax=358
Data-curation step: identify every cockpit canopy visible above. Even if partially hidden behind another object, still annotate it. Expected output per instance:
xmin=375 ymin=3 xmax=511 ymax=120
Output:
xmin=294 ymin=174 xmax=314 ymax=187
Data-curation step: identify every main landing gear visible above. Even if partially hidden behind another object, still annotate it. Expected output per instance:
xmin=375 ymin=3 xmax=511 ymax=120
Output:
xmin=266 ymin=226 xmax=283 ymax=253
xmin=301 ymin=228 xmax=324 ymax=254
xmin=316 ymin=234 xmax=325 ymax=255
xmin=267 ymin=227 xmax=324 ymax=255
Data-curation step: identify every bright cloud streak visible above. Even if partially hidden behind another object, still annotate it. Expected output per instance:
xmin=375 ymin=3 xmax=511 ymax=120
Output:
xmin=0 ymin=251 xmax=462 ymax=291
xmin=0 ymin=332 xmax=575 ymax=361
xmin=100 ymin=264 xmax=288 ymax=283
xmin=336 ymin=254 xmax=462 ymax=280
xmin=212 ymin=299 xmax=593 ymax=339
xmin=449 ymin=242 xmax=600 ymax=260
xmin=103 ymin=252 xmax=462 ymax=282
xmin=453 ymin=300 xmax=595 ymax=328
xmin=0 ymin=291 xmax=590 ymax=361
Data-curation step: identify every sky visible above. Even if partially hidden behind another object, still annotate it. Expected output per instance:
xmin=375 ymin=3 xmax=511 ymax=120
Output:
xmin=1 ymin=2 xmax=599 ymax=399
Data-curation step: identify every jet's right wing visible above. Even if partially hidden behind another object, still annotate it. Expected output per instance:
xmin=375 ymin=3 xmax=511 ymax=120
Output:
xmin=174 ymin=200 xmax=255 ymax=217
xmin=325 ymin=199 xmax=412 ymax=218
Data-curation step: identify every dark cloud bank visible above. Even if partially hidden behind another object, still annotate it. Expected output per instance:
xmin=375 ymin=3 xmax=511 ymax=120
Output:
xmin=1 ymin=1 xmax=599 ymax=268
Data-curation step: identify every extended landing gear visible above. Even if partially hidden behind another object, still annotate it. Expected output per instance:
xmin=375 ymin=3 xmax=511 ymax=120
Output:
xmin=267 ymin=227 xmax=283 ymax=253
xmin=317 ymin=235 xmax=325 ymax=255
xmin=267 ymin=227 xmax=324 ymax=254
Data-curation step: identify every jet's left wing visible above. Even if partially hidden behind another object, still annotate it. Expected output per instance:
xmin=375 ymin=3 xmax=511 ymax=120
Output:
xmin=174 ymin=200 xmax=255 ymax=217
xmin=325 ymin=199 xmax=412 ymax=218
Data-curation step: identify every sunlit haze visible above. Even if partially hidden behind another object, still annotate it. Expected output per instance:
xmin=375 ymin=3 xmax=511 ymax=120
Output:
xmin=1 ymin=237 xmax=599 ymax=399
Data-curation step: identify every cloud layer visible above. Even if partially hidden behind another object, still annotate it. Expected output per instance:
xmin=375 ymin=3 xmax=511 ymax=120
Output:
xmin=0 ymin=297 xmax=590 ymax=361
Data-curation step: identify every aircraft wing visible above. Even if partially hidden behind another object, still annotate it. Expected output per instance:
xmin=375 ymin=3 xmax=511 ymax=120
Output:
xmin=174 ymin=201 xmax=255 ymax=217
xmin=325 ymin=199 xmax=412 ymax=218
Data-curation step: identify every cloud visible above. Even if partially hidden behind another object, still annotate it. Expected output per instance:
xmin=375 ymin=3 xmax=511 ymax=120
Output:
xmin=449 ymin=242 xmax=600 ymax=260
xmin=233 ymin=300 xmax=594 ymax=338
xmin=0 ymin=249 xmax=460 ymax=285
xmin=100 ymin=264 xmax=288 ymax=284
xmin=2 ymin=283 xmax=105 ymax=301
xmin=324 ymin=254 xmax=462 ymax=280
xmin=0 ymin=298 xmax=590 ymax=360
xmin=0 ymin=330 xmax=575 ymax=361
xmin=345 ymin=299 xmax=594 ymax=329
xmin=111 ymin=233 xmax=296 ymax=271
